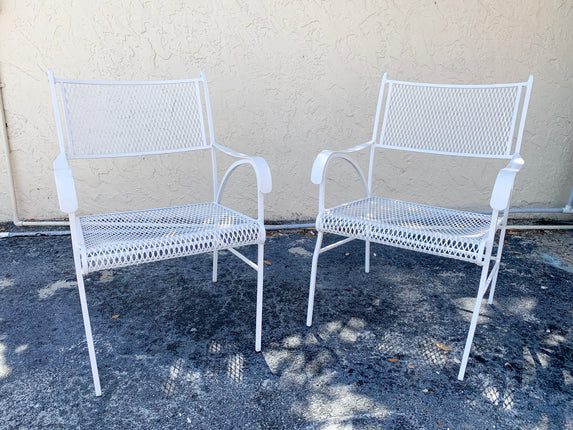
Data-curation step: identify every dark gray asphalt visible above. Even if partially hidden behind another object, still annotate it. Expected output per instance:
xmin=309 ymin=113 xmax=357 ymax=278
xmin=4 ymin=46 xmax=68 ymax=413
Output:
xmin=0 ymin=226 xmax=571 ymax=429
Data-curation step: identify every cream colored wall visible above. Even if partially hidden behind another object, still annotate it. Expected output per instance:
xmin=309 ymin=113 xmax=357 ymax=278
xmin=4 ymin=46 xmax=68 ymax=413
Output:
xmin=0 ymin=1 xmax=571 ymax=222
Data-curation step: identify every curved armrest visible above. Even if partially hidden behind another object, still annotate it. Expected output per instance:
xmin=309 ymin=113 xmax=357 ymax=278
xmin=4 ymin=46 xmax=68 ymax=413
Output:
xmin=490 ymin=154 xmax=525 ymax=211
xmin=53 ymin=153 xmax=78 ymax=214
xmin=311 ymin=141 xmax=373 ymax=185
xmin=213 ymin=143 xmax=272 ymax=194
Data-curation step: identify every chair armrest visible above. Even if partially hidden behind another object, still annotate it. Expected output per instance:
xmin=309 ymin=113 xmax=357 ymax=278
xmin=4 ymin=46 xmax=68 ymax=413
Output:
xmin=213 ymin=143 xmax=272 ymax=194
xmin=490 ymin=154 xmax=525 ymax=211
xmin=53 ymin=153 xmax=78 ymax=214
xmin=311 ymin=141 xmax=373 ymax=185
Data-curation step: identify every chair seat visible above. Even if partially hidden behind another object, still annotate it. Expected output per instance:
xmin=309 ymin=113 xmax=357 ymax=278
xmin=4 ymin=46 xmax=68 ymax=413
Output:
xmin=78 ymin=203 xmax=264 ymax=273
xmin=317 ymin=197 xmax=500 ymax=263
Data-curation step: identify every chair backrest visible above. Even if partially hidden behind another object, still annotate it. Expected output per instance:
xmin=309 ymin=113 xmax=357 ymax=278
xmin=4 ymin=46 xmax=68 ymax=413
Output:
xmin=374 ymin=74 xmax=533 ymax=159
xmin=49 ymin=71 xmax=215 ymax=159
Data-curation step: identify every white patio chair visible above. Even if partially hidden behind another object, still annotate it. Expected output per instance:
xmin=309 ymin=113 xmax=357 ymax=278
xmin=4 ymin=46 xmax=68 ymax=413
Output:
xmin=49 ymin=70 xmax=272 ymax=396
xmin=306 ymin=73 xmax=533 ymax=380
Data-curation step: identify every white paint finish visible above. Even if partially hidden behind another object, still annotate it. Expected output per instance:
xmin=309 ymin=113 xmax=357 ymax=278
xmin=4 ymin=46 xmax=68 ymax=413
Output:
xmin=0 ymin=1 xmax=571 ymax=221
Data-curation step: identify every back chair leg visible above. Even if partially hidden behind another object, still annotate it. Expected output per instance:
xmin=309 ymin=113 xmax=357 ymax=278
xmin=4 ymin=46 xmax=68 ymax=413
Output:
xmin=488 ymin=228 xmax=507 ymax=304
xmin=487 ymin=262 xmax=501 ymax=305
xmin=365 ymin=240 xmax=371 ymax=273
xmin=306 ymin=231 xmax=324 ymax=327
xmin=212 ymin=251 xmax=218 ymax=283
xmin=255 ymin=244 xmax=264 ymax=352
xmin=74 ymin=266 xmax=102 ymax=396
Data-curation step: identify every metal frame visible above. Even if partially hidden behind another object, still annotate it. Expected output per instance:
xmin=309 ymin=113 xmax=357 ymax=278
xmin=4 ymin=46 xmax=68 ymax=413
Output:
xmin=307 ymin=73 xmax=533 ymax=381
xmin=49 ymin=70 xmax=272 ymax=396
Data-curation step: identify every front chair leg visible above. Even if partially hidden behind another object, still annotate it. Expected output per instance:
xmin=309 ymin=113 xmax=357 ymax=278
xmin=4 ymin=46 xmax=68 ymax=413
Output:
xmin=307 ymin=231 xmax=324 ymax=327
xmin=74 ymin=268 xmax=102 ymax=396
xmin=255 ymin=244 xmax=264 ymax=352
xmin=458 ymin=261 xmax=490 ymax=380
xmin=365 ymin=240 xmax=371 ymax=273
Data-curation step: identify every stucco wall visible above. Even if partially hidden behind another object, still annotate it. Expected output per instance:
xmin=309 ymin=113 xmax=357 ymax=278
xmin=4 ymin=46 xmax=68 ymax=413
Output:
xmin=0 ymin=1 xmax=571 ymax=222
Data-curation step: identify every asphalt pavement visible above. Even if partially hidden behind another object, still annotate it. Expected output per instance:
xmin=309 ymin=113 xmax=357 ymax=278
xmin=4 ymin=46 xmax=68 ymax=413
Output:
xmin=0 ymin=225 xmax=571 ymax=429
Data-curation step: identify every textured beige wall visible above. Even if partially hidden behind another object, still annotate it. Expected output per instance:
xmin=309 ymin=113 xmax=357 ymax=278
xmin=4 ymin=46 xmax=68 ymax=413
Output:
xmin=0 ymin=1 xmax=572 ymax=222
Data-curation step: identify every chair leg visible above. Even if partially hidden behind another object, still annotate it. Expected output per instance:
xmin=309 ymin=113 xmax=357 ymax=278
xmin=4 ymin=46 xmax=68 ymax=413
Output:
xmin=255 ymin=244 xmax=264 ymax=352
xmin=74 ymin=267 xmax=102 ymax=396
xmin=306 ymin=231 xmax=324 ymax=327
xmin=487 ymin=262 xmax=501 ymax=305
xmin=365 ymin=240 xmax=371 ymax=273
xmin=488 ymin=228 xmax=507 ymax=304
xmin=458 ymin=261 xmax=490 ymax=381
xmin=212 ymin=251 xmax=218 ymax=283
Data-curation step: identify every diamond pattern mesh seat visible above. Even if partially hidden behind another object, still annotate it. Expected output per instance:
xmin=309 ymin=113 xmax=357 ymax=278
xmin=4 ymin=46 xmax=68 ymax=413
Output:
xmin=78 ymin=203 xmax=264 ymax=273
xmin=318 ymin=197 xmax=499 ymax=264
xmin=49 ymin=71 xmax=272 ymax=396
xmin=307 ymin=73 xmax=533 ymax=382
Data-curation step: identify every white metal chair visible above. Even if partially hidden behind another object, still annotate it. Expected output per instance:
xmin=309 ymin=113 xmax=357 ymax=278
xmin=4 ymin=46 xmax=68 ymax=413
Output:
xmin=49 ymin=70 xmax=272 ymax=396
xmin=307 ymin=73 xmax=533 ymax=380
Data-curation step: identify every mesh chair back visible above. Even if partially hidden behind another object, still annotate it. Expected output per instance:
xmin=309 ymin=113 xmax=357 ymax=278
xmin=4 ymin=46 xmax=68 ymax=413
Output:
xmin=377 ymin=78 xmax=532 ymax=158
xmin=53 ymin=76 xmax=211 ymax=158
